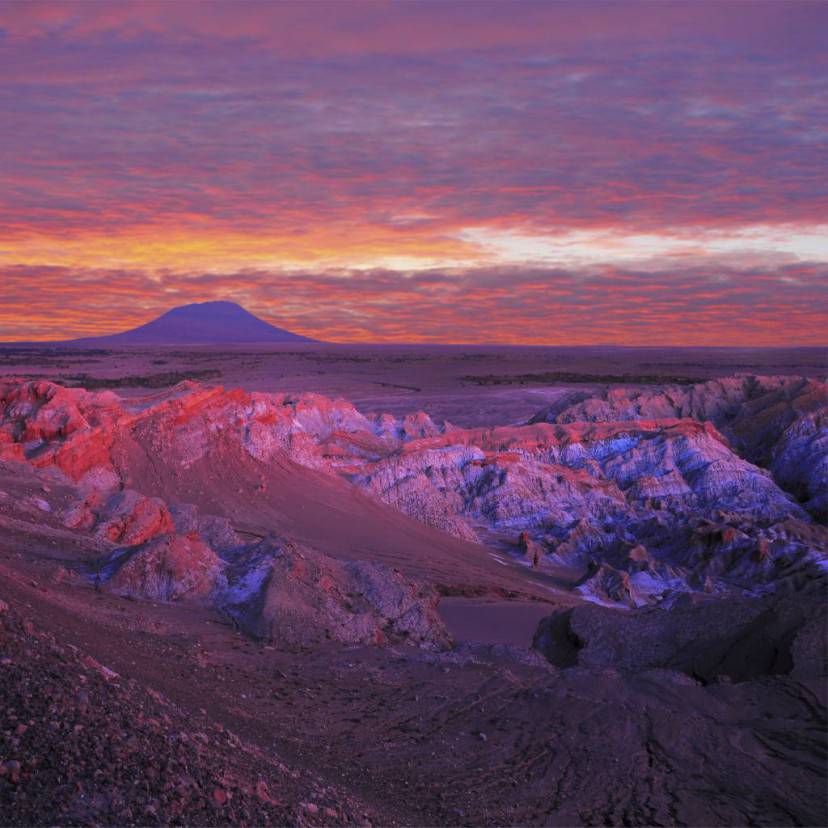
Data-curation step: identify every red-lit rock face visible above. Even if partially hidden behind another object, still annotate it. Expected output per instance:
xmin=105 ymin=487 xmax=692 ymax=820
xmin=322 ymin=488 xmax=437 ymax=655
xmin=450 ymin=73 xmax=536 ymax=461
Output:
xmin=104 ymin=532 xmax=223 ymax=602
xmin=0 ymin=375 xmax=825 ymax=610
xmin=0 ymin=379 xmax=121 ymax=480
xmin=95 ymin=490 xmax=176 ymax=546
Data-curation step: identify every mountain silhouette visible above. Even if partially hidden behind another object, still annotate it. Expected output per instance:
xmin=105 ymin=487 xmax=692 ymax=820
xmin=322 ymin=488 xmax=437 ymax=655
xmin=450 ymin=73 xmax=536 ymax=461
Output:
xmin=65 ymin=301 xmax=316 ymax=345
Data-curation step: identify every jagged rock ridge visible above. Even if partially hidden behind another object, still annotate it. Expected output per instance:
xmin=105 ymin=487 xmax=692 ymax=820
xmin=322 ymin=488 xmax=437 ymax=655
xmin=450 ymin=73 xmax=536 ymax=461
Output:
xmin=0 ymin=375 xmax=825 ymax=611
xmin=530 ymin=374 xmax=828 ymax=520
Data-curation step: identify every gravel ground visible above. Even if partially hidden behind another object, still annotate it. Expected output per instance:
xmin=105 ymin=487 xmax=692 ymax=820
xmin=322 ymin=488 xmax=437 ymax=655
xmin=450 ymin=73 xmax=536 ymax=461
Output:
xmin=0 ymin=600 xmax=370 ymax=826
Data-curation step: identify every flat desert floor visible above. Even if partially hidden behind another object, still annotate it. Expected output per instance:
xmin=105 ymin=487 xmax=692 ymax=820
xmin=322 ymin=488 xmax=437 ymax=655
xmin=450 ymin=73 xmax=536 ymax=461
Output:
xmin=2 ymin=342 xmax=825 ymax=426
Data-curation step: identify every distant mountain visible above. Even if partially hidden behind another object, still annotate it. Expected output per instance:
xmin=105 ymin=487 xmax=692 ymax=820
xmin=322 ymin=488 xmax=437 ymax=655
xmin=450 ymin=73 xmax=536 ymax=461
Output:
xmin=64 ymin=301 xmax=316 ymax=345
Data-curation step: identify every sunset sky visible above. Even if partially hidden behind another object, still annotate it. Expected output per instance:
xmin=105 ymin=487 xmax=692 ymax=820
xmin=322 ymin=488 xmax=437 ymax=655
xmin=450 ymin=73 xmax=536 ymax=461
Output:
xmin=1 ymin=0 xmax=826 ymax=344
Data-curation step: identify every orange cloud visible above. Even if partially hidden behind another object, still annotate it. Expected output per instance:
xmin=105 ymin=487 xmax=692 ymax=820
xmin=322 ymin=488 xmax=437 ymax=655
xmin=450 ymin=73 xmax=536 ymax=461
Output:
xmin=1 ymin=263 xmax=825 ymax=346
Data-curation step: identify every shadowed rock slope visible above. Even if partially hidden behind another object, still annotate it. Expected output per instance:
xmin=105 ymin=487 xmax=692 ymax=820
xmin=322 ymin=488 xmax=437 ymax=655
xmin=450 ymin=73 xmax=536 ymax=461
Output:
xmin=534 ymin=582 xmax=827 ymax=682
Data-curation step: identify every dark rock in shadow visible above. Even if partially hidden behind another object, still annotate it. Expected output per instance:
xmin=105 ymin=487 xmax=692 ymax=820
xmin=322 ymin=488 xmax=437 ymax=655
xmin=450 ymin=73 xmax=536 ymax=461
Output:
xmin=534 ymin=579 xmax=827 ymax=683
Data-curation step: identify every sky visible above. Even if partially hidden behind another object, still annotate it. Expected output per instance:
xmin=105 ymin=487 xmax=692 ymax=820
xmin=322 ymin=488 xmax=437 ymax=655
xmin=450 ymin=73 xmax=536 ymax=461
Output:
xmin=1 ymin=0 xmax=826 ymax=345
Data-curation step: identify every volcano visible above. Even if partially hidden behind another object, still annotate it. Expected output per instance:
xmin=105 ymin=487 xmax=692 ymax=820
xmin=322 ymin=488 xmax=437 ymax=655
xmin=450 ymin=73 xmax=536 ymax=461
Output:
xmin=65 ymin=301 xmax=316 ymax=345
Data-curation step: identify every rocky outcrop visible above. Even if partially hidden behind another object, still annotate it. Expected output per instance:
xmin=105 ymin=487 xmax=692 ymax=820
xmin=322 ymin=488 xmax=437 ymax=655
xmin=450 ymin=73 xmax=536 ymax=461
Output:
xmin=220 ymin=539 xmax=450 ymax=650
xmin=770 ymin=408 xmax=828 ymax=521
xmin=529 ymin=374 xmax=828 ymax=518
xmin=169 ymin=503 xmax=244 ymax=554
xmin=352 ymin=444 xmax=482 ymax=542
xmin=571 ymin=562 xmax=646 ymax=607
xmin=1 ymin=442 xmax=450 ymax=650
xmin=348 ymin=418 xmax=825 ymax=600
xmin=533 ymin=579 xmax=828 ymax=682
xmin=103 ymin=533 xmax=224 ymax=602
xmin=0 ymin=379 xmax=121 ymax=483
xmin=94 ymin=490 xmax=176 ymax=546
xmin=0 ymin=377 xmax=825 ymax=607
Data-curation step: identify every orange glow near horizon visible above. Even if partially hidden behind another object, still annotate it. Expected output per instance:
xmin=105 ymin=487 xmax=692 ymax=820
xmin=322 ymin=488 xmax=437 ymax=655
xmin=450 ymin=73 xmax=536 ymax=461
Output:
xmin=2 ymin=256 xmax=826 ymax=346
xmin=2 ymin=224 xmax=475 ymax=273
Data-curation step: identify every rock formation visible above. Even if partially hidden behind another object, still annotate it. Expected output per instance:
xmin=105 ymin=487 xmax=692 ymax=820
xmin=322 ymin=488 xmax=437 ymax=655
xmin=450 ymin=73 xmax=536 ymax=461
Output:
xmin=1 ymin=372 xmax=825 ymax=827
xmin=533 ymin=577 xmax=827 ymax=682
xmin=104 ymin=533 xmax=225 ymax=602
xmin=347 ymin=418 xmax=825 ymax=603
xmin=530 ymin=374 xmax=828 ymax=520
xmin=221 ymin=539 xmax=450 ymax=649
xmin=0 ymin=376 xmax=825 ymax=611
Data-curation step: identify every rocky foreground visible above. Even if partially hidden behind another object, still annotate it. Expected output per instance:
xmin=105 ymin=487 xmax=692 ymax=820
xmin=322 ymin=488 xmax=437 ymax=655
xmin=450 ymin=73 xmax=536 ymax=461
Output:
xmin=0 ymin=600 xmax=366 ymax=826
xmin=0 ymin=373 xmax=826 ymax=825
